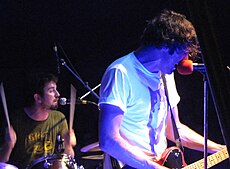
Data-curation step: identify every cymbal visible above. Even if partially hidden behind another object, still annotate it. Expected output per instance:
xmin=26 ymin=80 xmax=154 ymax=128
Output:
xmin=80 ymin=141 xmax=101 ymax=152
xmin=81 ymin=154 xmax=104 ymax=160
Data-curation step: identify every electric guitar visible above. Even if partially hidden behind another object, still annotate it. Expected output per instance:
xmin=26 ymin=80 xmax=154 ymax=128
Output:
xmin=122 ymin=146 xmax=229 ymax=169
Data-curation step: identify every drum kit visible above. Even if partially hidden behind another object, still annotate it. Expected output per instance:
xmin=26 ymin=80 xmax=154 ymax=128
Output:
xmin=24 ymin=142 xmax=102 ymax=169
xmin=26 ymin=154 xmax=83 ymax=169
xmin=24 ymin=125 xmax=102 ymax=169
xmin=0 ymin=83 xmax=103 ymax=169
xmin=0 ymin=141 xmax=103 ymax=169
xmin=0 ymin=139 xmax=100 ymax=169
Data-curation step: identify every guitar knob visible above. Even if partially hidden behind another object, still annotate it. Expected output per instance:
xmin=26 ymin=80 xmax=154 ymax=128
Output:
xmin=174 ymin=152 xmax=180 ymax=158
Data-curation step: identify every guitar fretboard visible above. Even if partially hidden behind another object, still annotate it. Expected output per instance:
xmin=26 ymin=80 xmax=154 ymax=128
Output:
xmin=184 ymin=148 xmax=229 ymax=169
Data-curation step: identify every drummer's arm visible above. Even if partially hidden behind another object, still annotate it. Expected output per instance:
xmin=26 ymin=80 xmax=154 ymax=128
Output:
xmin=63 ymin=128 xmax=76 ymax=157
xmin=0 ymin=126 xmax=16 ymax=162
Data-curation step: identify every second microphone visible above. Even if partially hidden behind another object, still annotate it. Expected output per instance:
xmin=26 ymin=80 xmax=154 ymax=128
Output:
xmin=59 ymin=97 xmax=88 ymax=105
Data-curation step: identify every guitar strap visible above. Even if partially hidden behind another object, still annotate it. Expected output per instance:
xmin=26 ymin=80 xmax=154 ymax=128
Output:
xmin=161 ymin=72 xmax=184 ymax=152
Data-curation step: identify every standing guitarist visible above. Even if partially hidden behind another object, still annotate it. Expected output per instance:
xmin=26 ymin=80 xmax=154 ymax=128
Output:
xmin=98 ymin=9 xmax=226 ymax=169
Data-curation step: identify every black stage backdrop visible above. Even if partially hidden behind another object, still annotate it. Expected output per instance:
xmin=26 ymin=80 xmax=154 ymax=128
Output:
xmin=0 ymin=1 xmax=229 ymax=168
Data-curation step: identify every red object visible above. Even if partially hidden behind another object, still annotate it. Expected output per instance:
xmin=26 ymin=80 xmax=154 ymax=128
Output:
xmin=177 ymin=59 xmax=193 ymax=75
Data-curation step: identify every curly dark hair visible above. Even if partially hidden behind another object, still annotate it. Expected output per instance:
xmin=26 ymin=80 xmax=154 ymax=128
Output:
xmin=140 ymin=9 xmax=200 ymax=60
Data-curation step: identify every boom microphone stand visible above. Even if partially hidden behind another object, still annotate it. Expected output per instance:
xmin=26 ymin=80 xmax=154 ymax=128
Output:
xmin=60 ymin=58 xmax=100 ymax=100
xmin=54 ymin=43 xmax=100 ymax=100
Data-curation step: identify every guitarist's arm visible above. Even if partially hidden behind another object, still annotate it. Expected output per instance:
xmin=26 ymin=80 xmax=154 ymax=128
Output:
xmin=166 ymin=106 xmax=225 ymax=153
xmin=99 ymin=104 xmax=168 ymax=169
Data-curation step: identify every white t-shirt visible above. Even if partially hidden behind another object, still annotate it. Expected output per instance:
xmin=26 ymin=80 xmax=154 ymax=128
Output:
xmin=99 ymin=52 xmax=180 ymax=157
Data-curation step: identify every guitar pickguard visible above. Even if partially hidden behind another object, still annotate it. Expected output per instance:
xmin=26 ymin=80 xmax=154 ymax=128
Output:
xmin=162 ymin=148 xmax=184 ymax=169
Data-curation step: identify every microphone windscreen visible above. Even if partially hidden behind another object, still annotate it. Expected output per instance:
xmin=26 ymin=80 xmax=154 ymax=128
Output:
xmin=177 ymin=59 xmax=193 ymax=75
xmin=59 ymin=97 xmax=67 ymax=105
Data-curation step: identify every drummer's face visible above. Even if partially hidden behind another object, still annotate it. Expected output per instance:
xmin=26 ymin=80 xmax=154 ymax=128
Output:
xmin=40 ymin=81 xmax=60 ymax=110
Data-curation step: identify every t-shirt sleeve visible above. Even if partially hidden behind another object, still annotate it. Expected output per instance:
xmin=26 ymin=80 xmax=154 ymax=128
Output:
xmin=99 ymin=67 xmax=130 ymax=112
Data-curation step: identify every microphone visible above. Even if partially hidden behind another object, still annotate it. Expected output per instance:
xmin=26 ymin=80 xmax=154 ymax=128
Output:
xmin=177 ymin=59 xmax=206 ymax=75
xmin=176 ymin=59 xmax=193 ymax=75
xmin=59 ymin=97 xmax=90 ymax=105
xmin=192 ymin=63 xmax=206 ymax=72
xmin=53 ymin=45 xmax=60 ymax=74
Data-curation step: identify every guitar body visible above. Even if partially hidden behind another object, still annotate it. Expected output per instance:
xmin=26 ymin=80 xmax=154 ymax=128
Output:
xmin=122 ymin=146 xmax=228 ymax=169
xmin=157 ymin=146 xmax=187 ymax=168
xmin=122 ymin=146 xmax=186 ymax=169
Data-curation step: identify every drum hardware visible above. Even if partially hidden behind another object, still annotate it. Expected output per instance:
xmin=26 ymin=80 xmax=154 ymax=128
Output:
xmin=43 ymin=159 xmax=52 ymax=168
xmin=56 ymin=133 xmax=65 ymax=154
xmin=65 ymin=155 xmax=78 ymax=169
xmin=26 ymin=154 xmax=84 ymax=169
xmin=77 ymin=165 xmax=85 ymax=169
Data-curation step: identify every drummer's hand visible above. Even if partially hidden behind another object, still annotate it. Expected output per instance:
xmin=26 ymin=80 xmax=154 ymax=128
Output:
xmin=65 ymin=146 xmax=75 ymax=158
xmin=64 ymin=128 xmax=77 ymax=147
xmin=64 ymin=129 xmax=76 ymax=157
xmin=5 ymin=126 xmax=17 ymax=149
xmin=69 ymin=128 xmax=77 ymax=146
xmin=0 ymin=126 xmax=16 ymax=162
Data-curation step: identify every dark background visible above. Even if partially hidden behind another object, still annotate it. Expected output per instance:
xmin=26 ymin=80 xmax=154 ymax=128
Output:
xmin=0 ymin=0 xmax=229 ymax=168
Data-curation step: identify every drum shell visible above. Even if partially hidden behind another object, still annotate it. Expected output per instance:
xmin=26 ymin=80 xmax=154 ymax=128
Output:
xmin=27 ymin=154 xmax=77 ymax=169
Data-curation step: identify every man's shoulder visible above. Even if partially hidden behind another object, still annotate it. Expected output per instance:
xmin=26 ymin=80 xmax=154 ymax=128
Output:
xmin=49 ymin=110 xmax=66 ymax=118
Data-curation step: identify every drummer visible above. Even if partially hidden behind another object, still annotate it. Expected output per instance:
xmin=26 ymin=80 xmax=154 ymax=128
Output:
xmin=0 ymin=73 xmax=77 ymax=168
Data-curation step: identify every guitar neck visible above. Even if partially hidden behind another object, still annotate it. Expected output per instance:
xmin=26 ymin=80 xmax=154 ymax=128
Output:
xmin=184 ymin=148 xmax=229 ymax=169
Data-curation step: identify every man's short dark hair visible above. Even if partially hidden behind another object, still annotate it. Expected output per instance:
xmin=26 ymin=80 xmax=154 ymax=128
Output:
xmin=24 ymin=73 xmax=58 ymax=107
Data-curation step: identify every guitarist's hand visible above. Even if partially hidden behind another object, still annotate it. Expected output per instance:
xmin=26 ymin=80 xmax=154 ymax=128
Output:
xmin=147 ymin=161 xmax=169 ymax=169
xmin=143 ymin=151 xmax=170 ymax=169
xmin=206 ymin=141 xmax=226 ymax=154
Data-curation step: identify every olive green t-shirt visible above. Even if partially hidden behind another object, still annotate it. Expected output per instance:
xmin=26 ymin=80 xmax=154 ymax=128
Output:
xmin=8 ymin=110 xmax=68 ymax=169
